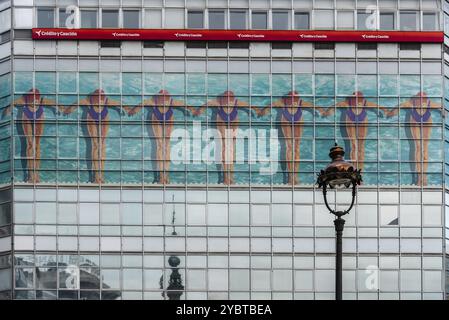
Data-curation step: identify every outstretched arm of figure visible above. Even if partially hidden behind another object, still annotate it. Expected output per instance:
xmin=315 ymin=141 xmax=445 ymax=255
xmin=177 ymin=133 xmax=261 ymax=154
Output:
xmin=239 ymin=101 xmax=273 ymax=116
xmin=1 ymin=105 xmax=11 ymax=119
xmin=383 ymin=100 xmax=411 ymax=118
xmin=4 ymin=97 xmax=24 ymax=118
xmin=170 ymin=99 xmax=198 ymax=116
xmin=302 ymin=100 xmax=333 ymax=117
xmin=106 ymin=98 xmax=126 ymax=115
xmin=126 ymin=99 xmax=150 ymax=116
xmin=255 ymin=100 xmax=283 ymax=117
xmin=122 ymin=104 xmax=140 ymax=116
xmin=235 ymin=100 xmax=253 ymax=114
xmin=429 ymin=100 xmax=443 ymax=112
xmin=189 ymin=100 xmax=211 ymax=116
xmin=40 ymin=98 xmax=60 ymax=115
xmin=59 ymin=99 xmax=81 ymax=115
xmin=365 ymin=101 xmax=390 ymax=118
xmin=335 ymin=101 xmax=348 ymax=109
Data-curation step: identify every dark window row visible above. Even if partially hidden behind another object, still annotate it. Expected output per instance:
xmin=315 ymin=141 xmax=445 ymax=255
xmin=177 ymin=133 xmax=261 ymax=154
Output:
xmin=95 ymin=41 xmax=421 ymax=51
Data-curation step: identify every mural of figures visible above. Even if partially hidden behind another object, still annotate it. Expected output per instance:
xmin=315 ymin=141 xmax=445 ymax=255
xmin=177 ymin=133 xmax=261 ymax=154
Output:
xmin=62 ymin=89 xmax=134 ymax=184
xmin=389 ymin=91 xmax=441 ymax=186
xmin=9 ymin=72 xmax=444 ymax=187
xmin=330 ymin=91 xmax=393 ymax=171
xmin=192 ymin=90 xmax=258 ymax=185
xmin=256 ymin=91 xmax=331 ymax=185
xmin=10 ymin=89 xmax=67 ymax=183
xmin=128 ymin=89 xmax=197 ymax=184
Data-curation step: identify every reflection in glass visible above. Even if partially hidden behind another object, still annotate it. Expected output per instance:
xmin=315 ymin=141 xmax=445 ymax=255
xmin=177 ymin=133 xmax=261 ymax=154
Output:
xmin=230 ymin=11 xmax=246 ymax=29
xmin=36 ymin=266 xmax=57 ymax=289
xmin=81 ymin=10 xmax=97 ymax=28
xmin=400 ymin=12 xmax=418 ymax=31
xmin=209 ymin=11 xmax=225 ymax=29
xmin=15 ymin=267 xmax=33 ymax=288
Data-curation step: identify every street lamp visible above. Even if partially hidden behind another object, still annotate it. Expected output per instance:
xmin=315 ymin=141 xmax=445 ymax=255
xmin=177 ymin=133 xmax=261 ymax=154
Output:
xmin=316 ymin=144 xmax=362 ymax=300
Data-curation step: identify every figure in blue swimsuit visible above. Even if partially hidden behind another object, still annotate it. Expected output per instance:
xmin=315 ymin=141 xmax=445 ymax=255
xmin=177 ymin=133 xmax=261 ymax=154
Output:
xmin=331 ymin=91 xmax=393 ymax=171
xmin=11 ymin=88 xmax=64 ymax=183
xmin=192 ymin=91 xmax=261 ymax=185
xmin=128 ymin=90 xmax=198 ymax=184
xmin=257 ymin=91 xmax=331 ymax=185
xmin=388 ymin=91 xmax=441 ymax=186
xmin=63 ymin=89 xmax=134 ymax=184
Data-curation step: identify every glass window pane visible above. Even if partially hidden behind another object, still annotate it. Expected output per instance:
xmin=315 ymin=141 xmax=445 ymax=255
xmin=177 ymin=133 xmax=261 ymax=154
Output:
xmin=35 ymin=203 xmax=57 ymax=224
xmin=122 ymin=203 xmax=142 ymax=225
xmin=123 ymin=269 xmax=142 ymax=290
xmin=423 ymin=12 xmax=438 ymax=31
xmin=188 ymin=11 xmax=204 ymax=29
xmin=36 ymin=267 xmax=57 ymax=289
xmin=145 ymin=9 xmax=162 ymax=28
xmin=14 ymin=203 xmax=33 ymax=224
xmin=123 ymin=10 xmax=140 ymax=29
xmin=314 ymin=10 xmax=334 ymax=29
xmin=37 ymin=9 xmax=55 ymax=28
xmin=357 ymin=11 xmax=370 ymax=30
xmin=15 ymin=268 xmax=34 ymax=288
xmin=102 ymin=269 xmax=120 ymax=290
xmin=209 ymin=10 xmax=225 ymax=29
xmin=81 ymin=10 xmax=98 ymax=28
xmin=400 ymin=12 xmax=418 ymax=31
xmin=380 ymin=12 xmax=395 ymax=30
xmin=273 ymin=11 xmax=289 ymax=30
xmin=102 ymin=10 xmax=119 ymax=28
xmin=337 ymin=11 xmax=354 ymax=29
xmin=252 ymin=11 xmax=268 ymax=29
xmin=230 ymin=11 xmax=246 ymax=29
xmin=295 ymin=12 xmax=310 ymax=29
xmin=59 ymin=8 xmax=70 ymax=28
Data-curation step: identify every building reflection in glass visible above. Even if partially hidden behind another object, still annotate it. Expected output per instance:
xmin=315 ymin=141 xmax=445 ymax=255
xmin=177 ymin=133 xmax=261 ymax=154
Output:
xmin=160 ymin=197 xmax=184 ymax=300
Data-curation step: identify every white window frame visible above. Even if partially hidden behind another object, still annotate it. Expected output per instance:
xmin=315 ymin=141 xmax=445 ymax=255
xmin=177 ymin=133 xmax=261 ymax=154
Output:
xmin=379 ymin=11 xmax=397 ymax=30
xmin=229 ymin=9 xmax=248 ymax=30
xmin=187 ymin=9 xmax=205 ymax=29
xmin=272 ymin=10 xmax=291 ymax=30
xmin=399 ymin=10 xmax=420 ymax=31
xmin=208 ymin=9 xmax=226 ymax=29
xmin=80 ymin=9 xmax=98 ymax=29
xmin=122 ymin=9 xmax=141 ymax=29
xmin=250 ymin=10 xmax=269 ymax=30
xmin=336 ymin=10 xmax=355 ymax=30
xmin=36 ymin=7 xmax=55 ymax=28
xmin=100 ymin=8 xmax=120 ymax=29
xmin=294 ymin=10 xmax=311 ymax=30
xmin=421 ymin=11 xmax=440 ymax=31
xmin=312 ymin=9 xmax=335 ymax=30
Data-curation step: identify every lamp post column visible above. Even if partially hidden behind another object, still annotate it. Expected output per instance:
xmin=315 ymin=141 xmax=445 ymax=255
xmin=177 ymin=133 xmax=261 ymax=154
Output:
xmin=334 ymin=216 xmax=345 ymax=301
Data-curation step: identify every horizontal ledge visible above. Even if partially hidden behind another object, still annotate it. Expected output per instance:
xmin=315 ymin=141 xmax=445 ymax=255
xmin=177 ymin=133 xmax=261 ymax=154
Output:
xmin=32 ymin=29 xmax=444 ymax=43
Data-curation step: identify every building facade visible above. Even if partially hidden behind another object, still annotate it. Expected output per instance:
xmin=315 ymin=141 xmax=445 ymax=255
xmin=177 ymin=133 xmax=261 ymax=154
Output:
xmin=0 ymin=0 xmax=447 ymax=300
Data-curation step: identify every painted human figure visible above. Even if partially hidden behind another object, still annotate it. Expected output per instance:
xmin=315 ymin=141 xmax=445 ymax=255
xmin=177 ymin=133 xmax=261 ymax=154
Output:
xmin=256 ymin=91 xmax=331 ymax=185
xmin=192 ymin=90 xmax=259 ymax=185
xmin=63 ymin=89 xmax=134 ymax=184
xmin=388 ymin=91 xmax=441 ymax=186
xmin=128 ymin=90 xmax=198 ymax=184
xmin=8 ymin=89 xmax=66 ymax=183
xmin=329 ymin=91 xmax=393 ymax=171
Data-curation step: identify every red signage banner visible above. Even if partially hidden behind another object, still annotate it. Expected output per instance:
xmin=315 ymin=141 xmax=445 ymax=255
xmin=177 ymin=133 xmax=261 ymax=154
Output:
xmin=32 ymin=28 xmax=443 ymax=43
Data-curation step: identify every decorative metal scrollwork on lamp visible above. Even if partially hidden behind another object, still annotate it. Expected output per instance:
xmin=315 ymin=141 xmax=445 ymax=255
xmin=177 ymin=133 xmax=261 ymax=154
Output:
xmin=316 ymin=143 xmax=362 ymax=300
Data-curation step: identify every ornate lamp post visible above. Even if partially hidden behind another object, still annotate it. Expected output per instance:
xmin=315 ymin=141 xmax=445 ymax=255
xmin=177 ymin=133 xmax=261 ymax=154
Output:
xmin=316 ymin=144 xmax=362 ymax=300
